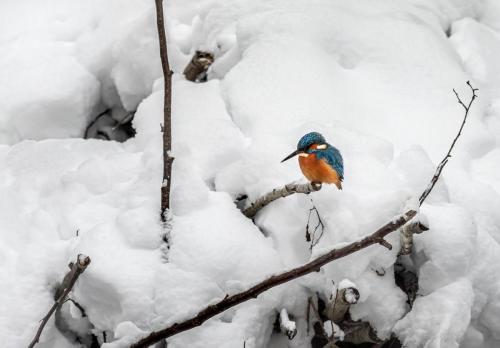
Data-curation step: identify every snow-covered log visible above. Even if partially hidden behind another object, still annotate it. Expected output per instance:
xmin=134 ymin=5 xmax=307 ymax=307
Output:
xmin=324 ymin=280 xmax=360 ymax=324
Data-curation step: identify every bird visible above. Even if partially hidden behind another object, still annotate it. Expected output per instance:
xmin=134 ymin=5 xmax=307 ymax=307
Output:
xmin=281 ymin=132 xmax=344 ymax=189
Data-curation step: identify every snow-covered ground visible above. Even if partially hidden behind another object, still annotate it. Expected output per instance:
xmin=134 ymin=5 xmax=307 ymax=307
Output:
xmin=1 ymin=0 xmax=500 ymax=347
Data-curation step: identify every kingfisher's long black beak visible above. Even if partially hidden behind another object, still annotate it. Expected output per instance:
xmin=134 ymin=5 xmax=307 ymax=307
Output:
xmin=281 ymin=149 xmax=302 ymax=162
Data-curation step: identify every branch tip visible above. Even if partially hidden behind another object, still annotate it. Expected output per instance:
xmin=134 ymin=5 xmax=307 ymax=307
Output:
xmin=378 ymin=239 xmax=392 ymax=250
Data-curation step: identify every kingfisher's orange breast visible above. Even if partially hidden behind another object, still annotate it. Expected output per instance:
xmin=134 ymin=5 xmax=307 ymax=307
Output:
xmin=299 ymin=154 xmax=342 ymax=189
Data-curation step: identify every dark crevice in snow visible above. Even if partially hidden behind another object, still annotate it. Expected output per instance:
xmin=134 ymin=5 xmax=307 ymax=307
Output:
xmin=54 ymin=299 xmax=101 ymax=348
xmin=84 ymin=107 xmax=136 ymax=142
xmin=394 ymin=259 xmax=419 ymax=309
xmin=444 ymin=24 xmax=452 ymax=37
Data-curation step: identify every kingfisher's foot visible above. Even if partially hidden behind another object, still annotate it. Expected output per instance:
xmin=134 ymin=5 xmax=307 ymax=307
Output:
xmin=311 ymin=182 xmax=322 ymax=190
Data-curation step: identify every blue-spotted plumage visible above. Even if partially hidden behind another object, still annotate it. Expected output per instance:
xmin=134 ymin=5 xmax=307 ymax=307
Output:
xmin=311 ymin=144 xmax=344 ymax=180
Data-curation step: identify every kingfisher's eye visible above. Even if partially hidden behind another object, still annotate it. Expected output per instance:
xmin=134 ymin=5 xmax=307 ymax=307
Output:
xmin=316 ymin=144 xmax=327 ymax=150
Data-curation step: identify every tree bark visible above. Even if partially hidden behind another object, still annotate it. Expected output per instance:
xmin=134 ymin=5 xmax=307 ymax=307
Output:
xmin=155 ymin=0 xmax=174 ymax=221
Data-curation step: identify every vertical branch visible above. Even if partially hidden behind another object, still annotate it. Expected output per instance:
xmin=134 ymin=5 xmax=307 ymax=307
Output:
xmin=155 ymin=0 xmax=174 ymax=221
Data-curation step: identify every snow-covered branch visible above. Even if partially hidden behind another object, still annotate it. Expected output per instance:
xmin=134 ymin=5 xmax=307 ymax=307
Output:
xmin=28 ymin=255 xmax=91 ymax=348
xmin=130 ymin=210 xmax=416 ymax=347
xmin=155 ymin=0 xmax=174 ymax=220
xmin=243 ymin=182 xmax=322 ymax=218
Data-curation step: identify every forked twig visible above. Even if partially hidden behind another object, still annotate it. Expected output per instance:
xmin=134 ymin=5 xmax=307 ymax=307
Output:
xmin=419 ymin=81 xmax=478 ymax=205
xmin=400 ymin=81 xmax=478 ymax=255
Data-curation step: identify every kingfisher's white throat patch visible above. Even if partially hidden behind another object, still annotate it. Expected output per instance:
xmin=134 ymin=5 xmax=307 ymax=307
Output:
xmin=299 ymin=153 xmax=309 ymax=157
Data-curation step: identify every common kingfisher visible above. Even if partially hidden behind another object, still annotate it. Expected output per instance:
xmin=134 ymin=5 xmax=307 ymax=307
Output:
xmin=281 ymin=132 xmax=344 ymax=189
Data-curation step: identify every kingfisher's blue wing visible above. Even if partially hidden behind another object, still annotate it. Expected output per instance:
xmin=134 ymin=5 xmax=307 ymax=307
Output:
xmin=316 ymin=145 xmax=344 ymax=180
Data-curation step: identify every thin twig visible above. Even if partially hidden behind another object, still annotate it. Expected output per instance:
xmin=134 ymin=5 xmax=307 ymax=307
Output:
xmin=243 ymin=182 xmax=322 ymax=218
xmin=130 ymin=210 xmax=415 ymax=347
xmin=306 ymin=297 xmax=312 ymax=335
xmin=397 ymin=81 xmax=477 ymax=256
xmin=307 ymin=205 xmax=325 ymax=249
xmin=155 ymin=0 xmax=174 ymax=221
xmin=419 ymin=81 xmax=478 ymax=205
xmin=28 ymin=255 xmax=91 ymax=348
xmin=64 ymin=298 xmax=87 ymax=317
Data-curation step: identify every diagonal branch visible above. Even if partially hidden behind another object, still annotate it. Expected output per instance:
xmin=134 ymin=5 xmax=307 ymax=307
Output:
xmin=28 ymin=254 xmax=91 ymax=348
xmin=243 ymin=182 xmax=322 ymax=218
xmin=130 ymin=211 xmax=415 ymax=347
xmin=155 ymin=0 xmax=174 ymax=221
xmin=419 ymin=81 xmax=478 ymax=205
xmin=398 ymin=81 xmax=478 ymax=255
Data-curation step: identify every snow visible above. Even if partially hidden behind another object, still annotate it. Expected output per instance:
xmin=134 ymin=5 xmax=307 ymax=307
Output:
xmin=1 ymin=0 xmax=500 ymax=347
xmin=338 ymin=279 xmax=357 ymax=291
xmin=323 ymin=320 xmax=344 ymax=341
xmin=279 ymin=308 xmax=296 ymax=338
xmin=394 ymin=278 xmax=474 ymax=348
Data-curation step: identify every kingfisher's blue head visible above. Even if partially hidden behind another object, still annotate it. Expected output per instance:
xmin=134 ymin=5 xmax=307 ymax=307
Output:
xmin=281 ymin=132 xmax=327 ymax=162
xmin=297 ymin=132 xmax=326 ymax=151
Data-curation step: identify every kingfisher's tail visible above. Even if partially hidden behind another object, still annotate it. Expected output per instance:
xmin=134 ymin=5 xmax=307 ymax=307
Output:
xmin=335 ymin=180 xmax=342 ymax=190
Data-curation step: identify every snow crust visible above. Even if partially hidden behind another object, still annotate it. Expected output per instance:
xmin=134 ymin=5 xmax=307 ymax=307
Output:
xmin=1 ymin=0 xmax=500 ymax=347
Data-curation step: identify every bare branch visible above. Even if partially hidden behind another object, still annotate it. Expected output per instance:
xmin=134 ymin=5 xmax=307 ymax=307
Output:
xmin=28 ymin=255 xmax=91 ymax=348
xmin=155 ymin=0 xmax=174 ymax=220
xmin=243 ymin=182 xmax=322 ymax=218
xmin=130 ymin=210 xmax=416 ymax=347
xmin=419 ymin=81 xmax=478 ymax=205
xmin=397 ymin=81 xmax=477 ymax=255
